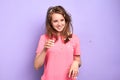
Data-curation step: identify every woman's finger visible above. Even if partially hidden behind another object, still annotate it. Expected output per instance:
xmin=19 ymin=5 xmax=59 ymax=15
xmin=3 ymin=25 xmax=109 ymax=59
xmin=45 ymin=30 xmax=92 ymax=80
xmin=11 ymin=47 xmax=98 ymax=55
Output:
xmin=68 ymin=69 xmax=72 ymax=78
xmin=72 ymin=70 xmax=75 ymax=78
xmin=44 ymin=40 xmax=54 ymax=48
xmin=71 ymin=69 xmax=78 ymax=78
xmin=73 ymin=70 xmax=78 ymax=78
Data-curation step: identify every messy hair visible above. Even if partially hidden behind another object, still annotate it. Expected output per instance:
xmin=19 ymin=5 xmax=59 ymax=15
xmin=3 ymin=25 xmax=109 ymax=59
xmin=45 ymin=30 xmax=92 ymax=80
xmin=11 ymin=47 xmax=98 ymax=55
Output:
xmin=45 ymin=5 xmax=73 ymax=43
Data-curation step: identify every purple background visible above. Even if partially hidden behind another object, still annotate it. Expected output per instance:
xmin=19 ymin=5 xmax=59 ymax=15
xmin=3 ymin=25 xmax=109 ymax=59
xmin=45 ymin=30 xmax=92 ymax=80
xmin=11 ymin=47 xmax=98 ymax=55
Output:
xmin=0 ymin=0 xmax=120 ymax=80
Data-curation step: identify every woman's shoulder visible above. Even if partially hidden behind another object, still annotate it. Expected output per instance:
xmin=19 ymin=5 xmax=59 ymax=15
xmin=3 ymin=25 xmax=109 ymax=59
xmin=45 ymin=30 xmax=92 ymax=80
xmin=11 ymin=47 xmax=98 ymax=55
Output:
xmin=40 ymin=34 xmax=47 ymax=37
xmin=40 ymin=34 xmax=48 ymax=39
xmin=69 ymin=34 xmax=80 ymax=46
xmin=70 ymin=34 xmax=80 ymax=43
xmin=72 ymin=34 xmax=79 ymax=39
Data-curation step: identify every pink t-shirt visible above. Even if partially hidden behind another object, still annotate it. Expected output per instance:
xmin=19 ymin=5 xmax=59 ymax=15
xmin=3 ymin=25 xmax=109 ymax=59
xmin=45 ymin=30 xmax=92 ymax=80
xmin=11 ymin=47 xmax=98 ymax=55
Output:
xmin=36 ymin=34 xmax=80 ymax=80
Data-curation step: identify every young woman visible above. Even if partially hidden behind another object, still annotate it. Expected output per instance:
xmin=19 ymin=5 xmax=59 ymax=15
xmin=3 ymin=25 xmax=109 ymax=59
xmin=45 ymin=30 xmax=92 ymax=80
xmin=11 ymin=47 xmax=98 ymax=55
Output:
xmin=34 ymin=5 xmax=81 ymax=80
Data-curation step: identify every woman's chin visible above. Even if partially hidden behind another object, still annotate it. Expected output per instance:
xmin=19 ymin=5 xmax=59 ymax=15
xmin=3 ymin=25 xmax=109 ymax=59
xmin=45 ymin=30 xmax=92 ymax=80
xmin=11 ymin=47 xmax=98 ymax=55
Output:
xmin=56 ymin=29 xmax=64 ymax=32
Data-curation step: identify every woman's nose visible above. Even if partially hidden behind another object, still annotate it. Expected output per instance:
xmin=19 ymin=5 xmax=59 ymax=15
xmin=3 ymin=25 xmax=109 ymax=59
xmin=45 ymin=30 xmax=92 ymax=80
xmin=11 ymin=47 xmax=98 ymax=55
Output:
xmin=58 ymin=21 xmax=61 ymax=25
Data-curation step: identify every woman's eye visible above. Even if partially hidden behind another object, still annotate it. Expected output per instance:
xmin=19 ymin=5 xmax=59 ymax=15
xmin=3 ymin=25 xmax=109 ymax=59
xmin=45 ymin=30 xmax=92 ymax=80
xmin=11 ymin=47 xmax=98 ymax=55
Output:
xmin=61 ymin=19 xmax=65 ymax=21
xmin=53 ymin=20 xmax=57 ymax=22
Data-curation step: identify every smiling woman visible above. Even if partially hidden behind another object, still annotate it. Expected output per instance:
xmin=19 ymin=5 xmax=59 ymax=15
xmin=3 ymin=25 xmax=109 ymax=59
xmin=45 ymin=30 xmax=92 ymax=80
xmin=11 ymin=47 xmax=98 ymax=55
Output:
xmin=51 ymin=13 xmax=65 ymax=32
xmin=34 ymin=5 xmax=81 ymax=80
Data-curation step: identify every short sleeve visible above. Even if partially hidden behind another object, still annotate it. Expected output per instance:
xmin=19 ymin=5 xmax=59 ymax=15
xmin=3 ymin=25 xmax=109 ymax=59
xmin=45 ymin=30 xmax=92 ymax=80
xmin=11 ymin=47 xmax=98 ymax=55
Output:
xmin=36 ymin=34 xmax=46 ymax=54
xmin=72 ymin=35 xmax=81 ymax=55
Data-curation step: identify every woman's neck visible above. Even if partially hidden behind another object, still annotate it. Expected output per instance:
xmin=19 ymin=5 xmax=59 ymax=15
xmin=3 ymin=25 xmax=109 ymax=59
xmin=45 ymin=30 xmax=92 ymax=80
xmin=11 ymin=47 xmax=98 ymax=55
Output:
xmin=57 ymin=33 xmax=61 ymax=36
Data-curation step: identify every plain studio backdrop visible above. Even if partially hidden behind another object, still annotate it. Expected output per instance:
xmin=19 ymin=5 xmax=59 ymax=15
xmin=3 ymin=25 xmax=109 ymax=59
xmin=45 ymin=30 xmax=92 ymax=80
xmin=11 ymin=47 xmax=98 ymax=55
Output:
xmin=0 ymin=0 xmax=120 ymax=80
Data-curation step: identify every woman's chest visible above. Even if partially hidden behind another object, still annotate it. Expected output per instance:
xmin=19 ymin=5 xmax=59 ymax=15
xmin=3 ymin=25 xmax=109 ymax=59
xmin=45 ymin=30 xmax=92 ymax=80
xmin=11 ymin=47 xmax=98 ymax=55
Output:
xmin=47 ymin=41 xmax=74 ymax=55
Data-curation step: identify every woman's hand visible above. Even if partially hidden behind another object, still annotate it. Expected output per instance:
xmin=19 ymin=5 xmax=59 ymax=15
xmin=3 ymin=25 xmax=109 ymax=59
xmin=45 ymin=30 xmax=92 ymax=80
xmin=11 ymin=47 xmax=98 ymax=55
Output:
xmin=44 ymin=39 xmax=54 ymax=49
xmin=68 ymin=60 xmax=79 ymax=79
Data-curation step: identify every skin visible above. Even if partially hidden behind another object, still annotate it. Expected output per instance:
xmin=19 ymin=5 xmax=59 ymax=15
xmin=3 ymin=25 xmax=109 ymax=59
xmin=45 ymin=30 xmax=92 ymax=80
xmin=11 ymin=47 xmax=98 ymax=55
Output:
xmin=51 ymin=13 xmax=65 ymax=33
xmin=34 ymin=13 xmax=81 ymax=78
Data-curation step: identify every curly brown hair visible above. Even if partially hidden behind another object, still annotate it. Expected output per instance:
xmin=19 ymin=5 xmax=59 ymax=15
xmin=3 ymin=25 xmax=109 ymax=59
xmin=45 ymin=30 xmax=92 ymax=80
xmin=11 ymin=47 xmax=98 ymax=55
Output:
xmin=45 ymin=5 xmax=73 ymax=43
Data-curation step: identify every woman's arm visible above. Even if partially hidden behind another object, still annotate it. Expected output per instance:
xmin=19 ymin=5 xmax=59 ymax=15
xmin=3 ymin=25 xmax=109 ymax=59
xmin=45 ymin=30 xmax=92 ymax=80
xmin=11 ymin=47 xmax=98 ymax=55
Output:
xmin=73 ymin=55 xmax=81 ymax=67
xmin=34 ymin=48 xmax=47 ymax=70
xmin=34 ymin=39 xmax=54 ymax=70
xmin=68 ymin=55 xmax=81 ymax=78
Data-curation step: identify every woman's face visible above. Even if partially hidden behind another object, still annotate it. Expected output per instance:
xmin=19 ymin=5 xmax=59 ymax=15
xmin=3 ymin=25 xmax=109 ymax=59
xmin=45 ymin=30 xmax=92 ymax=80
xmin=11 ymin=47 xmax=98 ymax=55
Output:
xmin=51 ymin=13 xmax=65 ymax=32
